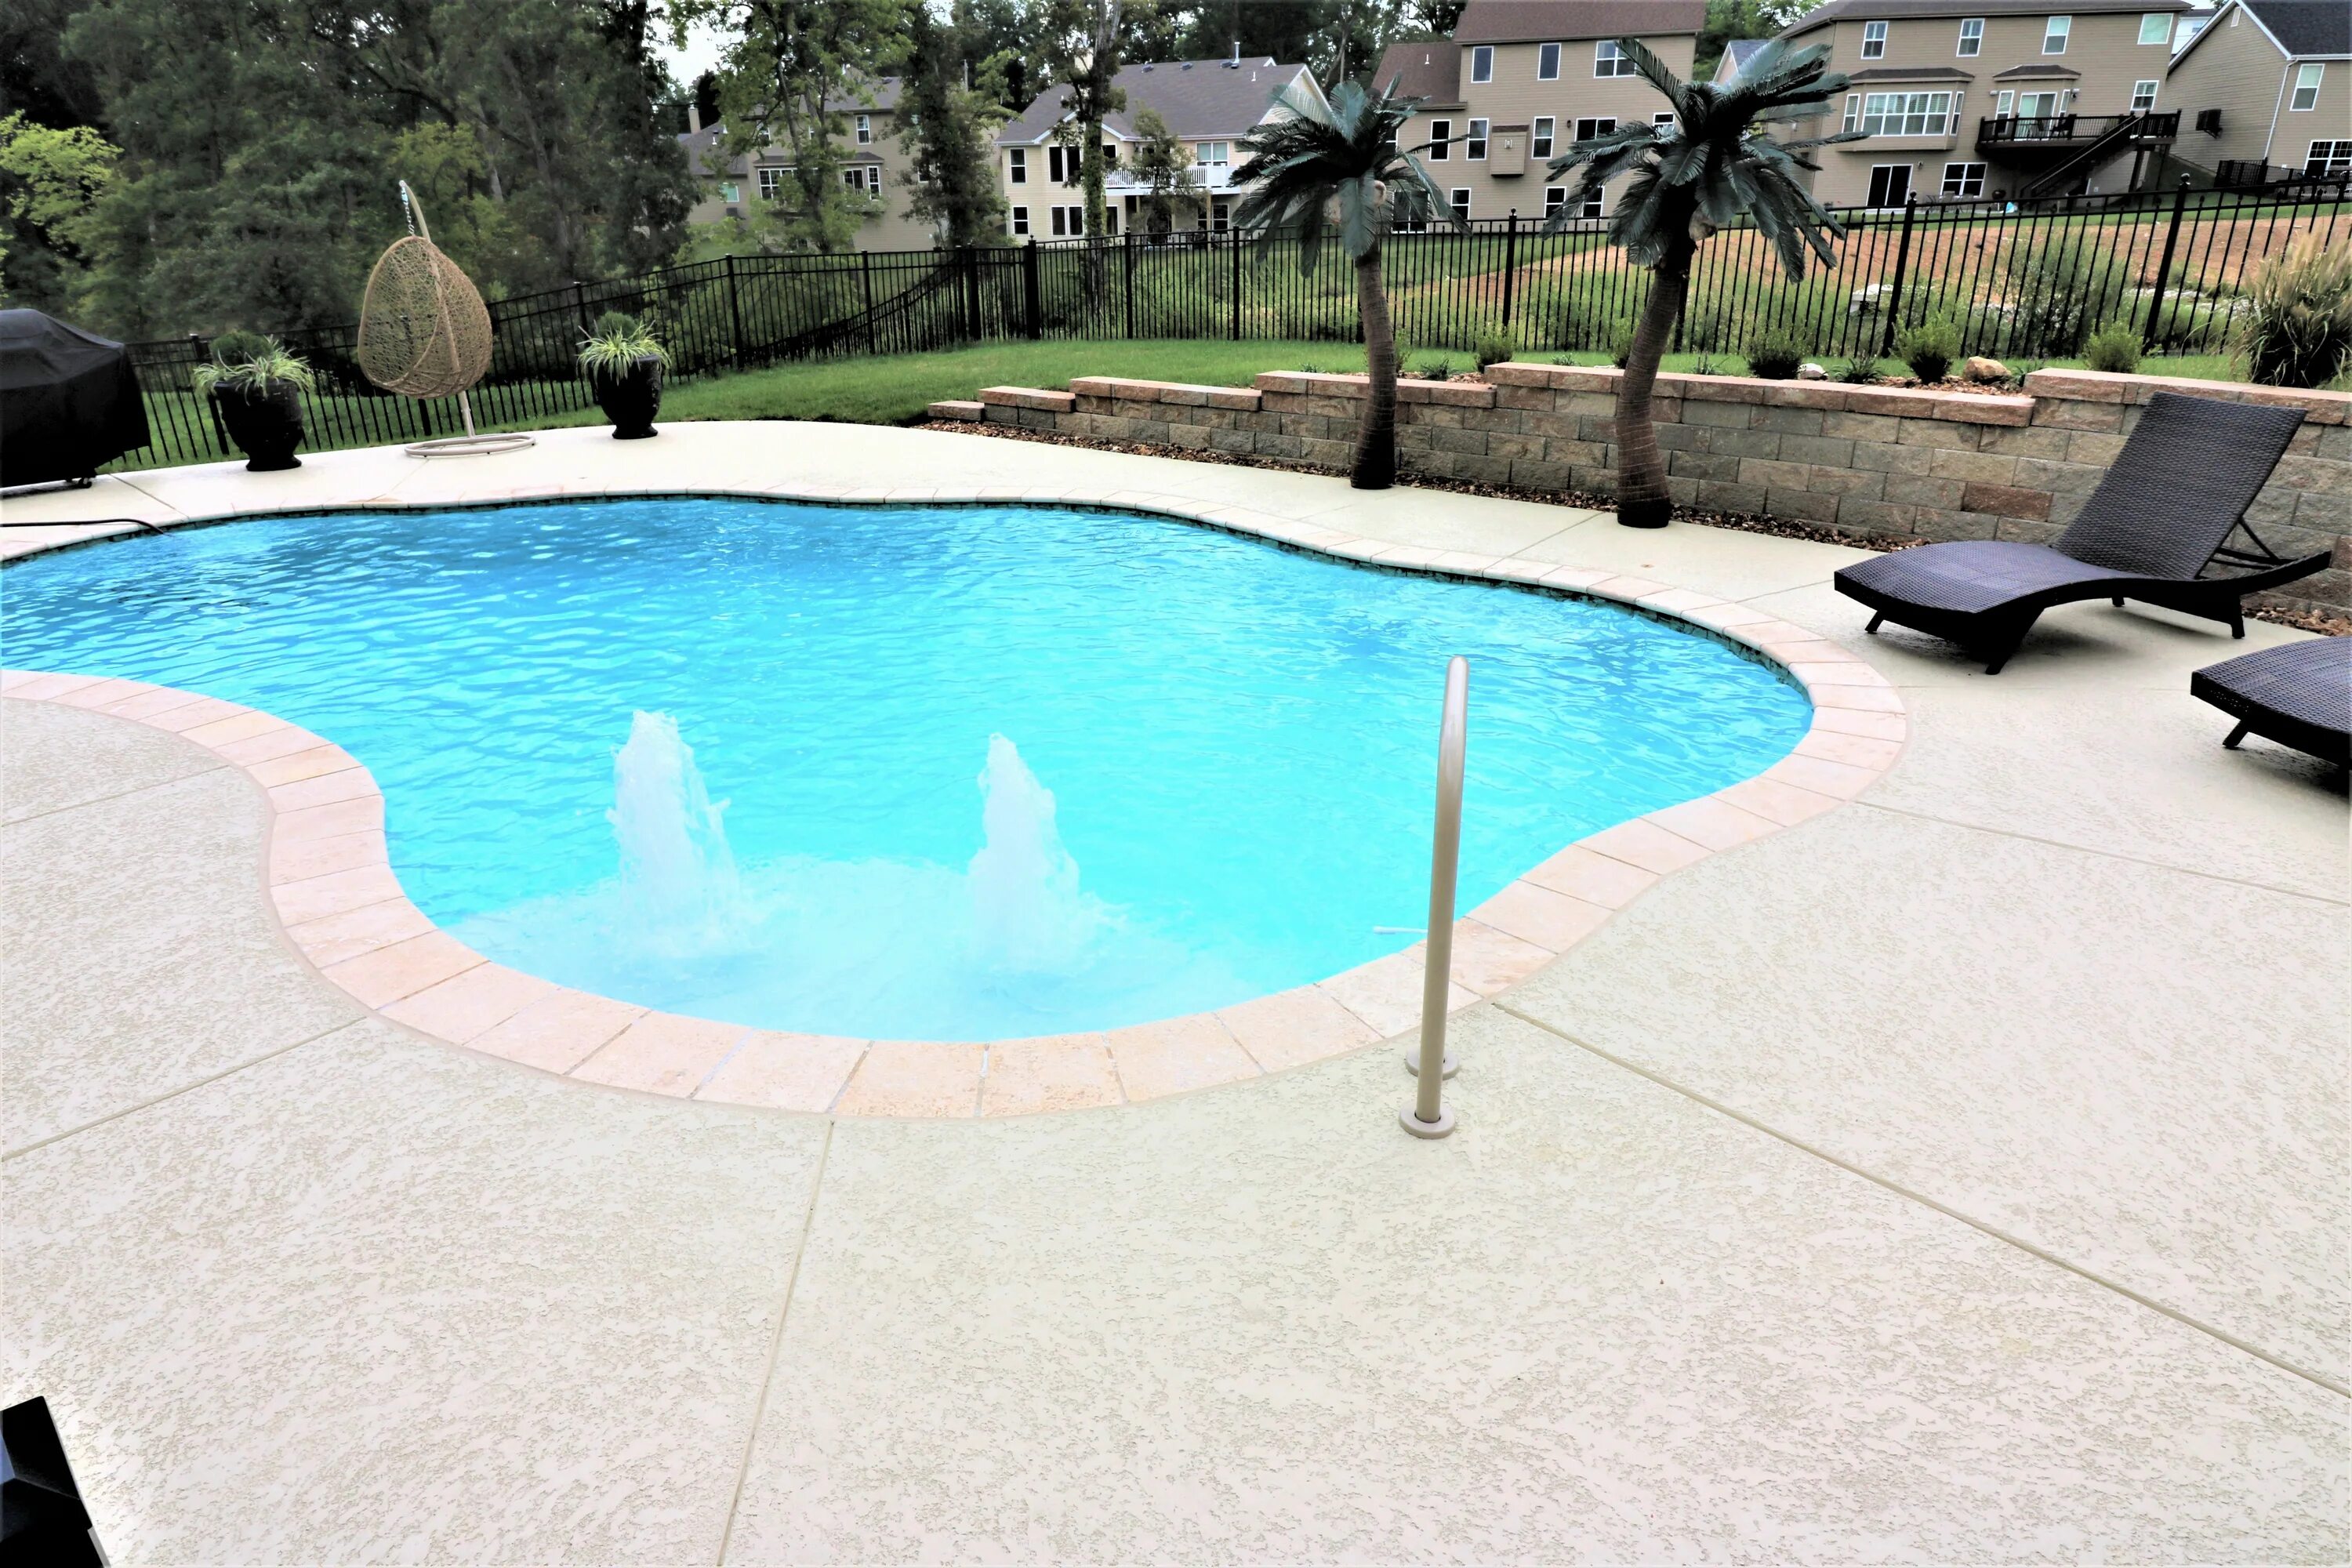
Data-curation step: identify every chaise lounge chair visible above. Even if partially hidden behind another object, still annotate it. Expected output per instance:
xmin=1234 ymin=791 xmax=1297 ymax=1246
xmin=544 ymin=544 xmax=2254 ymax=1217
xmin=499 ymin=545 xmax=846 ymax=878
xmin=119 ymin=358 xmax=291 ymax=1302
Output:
xmin=1832 ymin=392 xmax=2328 ymax=673
xmin=2190 ymin=636 xmax=2350 ymax=768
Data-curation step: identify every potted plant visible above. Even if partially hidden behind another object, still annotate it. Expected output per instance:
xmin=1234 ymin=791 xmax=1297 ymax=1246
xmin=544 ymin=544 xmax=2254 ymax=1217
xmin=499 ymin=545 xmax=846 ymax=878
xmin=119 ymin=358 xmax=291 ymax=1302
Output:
xmin=194 ymin=332 xmax=315 ymax=471
xmin=579 ymin=311 xmax=669 ymax=439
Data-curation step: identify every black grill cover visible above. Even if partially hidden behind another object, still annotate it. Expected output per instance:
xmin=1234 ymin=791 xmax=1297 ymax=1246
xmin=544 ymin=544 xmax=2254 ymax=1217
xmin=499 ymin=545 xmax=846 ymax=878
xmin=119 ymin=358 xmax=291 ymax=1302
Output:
xmin=0 ymin=310 xmax=151 ymax=486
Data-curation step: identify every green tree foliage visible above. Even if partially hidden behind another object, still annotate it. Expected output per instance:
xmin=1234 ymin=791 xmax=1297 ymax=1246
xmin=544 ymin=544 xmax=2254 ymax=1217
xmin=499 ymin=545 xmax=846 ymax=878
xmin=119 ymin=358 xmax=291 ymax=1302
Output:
xmin=673 ymin=0 xmax=908 ymax=253
xmin=1232 ymin=74 xmax=1463 ymax=488
xmin=901 ymin=0 xmax=1008 ymax=248
xmin=0 ymin=112 xmax=119 ymax=313
xmin=52 ymin=0 xmax=692 ymax=337
xmin=1042 ymin=0 xmax=1127 ymax=284
xmin=1541 ymin=37 xmax=1854 ymax=526
xmin=1127 ymin=107 xmax=1196 ymax=235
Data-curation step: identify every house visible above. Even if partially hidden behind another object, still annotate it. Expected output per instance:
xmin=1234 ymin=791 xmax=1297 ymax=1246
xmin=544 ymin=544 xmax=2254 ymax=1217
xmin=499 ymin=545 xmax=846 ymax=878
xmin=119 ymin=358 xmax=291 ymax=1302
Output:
xmin=1773 ymin=0 xmax=2194 ymax=206
xmin=1714 ymin=39 xmax=1772 ymax=85
xmin=2163 ymin=0 xmax=2351 ymax=183
xmin=1370 ymin=0 xmax=1708 ymax=227
xmin=677 ymin=78 xmax=942 ymax=253
xmin=993 ymin=56 xmax=1325 ymax=238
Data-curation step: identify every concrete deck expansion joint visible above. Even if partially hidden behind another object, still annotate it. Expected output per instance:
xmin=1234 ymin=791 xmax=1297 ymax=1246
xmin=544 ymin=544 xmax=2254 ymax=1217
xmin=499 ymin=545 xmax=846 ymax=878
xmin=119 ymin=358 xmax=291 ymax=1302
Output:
xmin=2 ymin=424 xmax=2343 ymax=1563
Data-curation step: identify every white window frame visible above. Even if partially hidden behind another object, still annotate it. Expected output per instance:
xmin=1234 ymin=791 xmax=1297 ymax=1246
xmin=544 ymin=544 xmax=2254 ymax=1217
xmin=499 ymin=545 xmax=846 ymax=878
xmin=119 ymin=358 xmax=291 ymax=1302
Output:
xmin=855 ymin=114 xmax=873 ymax=144
xmin=1653 ymin=111 xmax=1677 ymax=131
xmin=1537 ymin=42 xmax=1562 ymax=80
xmin=1940 ymin=160 xmax=1986 ymax=196
xmin=1957 ymin=17 xmax=1983 ymax=56
xmin=1994 ymin=89 xmax=2014 ymax=118
xmin=1466 ymin=118 xmax=1489 ymax=159
xmin=1543 ymin=185 xmax=1567 ymax=217
xmin=1851 ymin=92 xmax=1957 ymax=136
xmin=1211 ymin=197 xmax=1231 ymax=232
xmin=757 ymin=166 xmax=788 ymax=199
xmin=1470 ymin=45 xmax=1494 ymax=82
xmin=2138 ymin=12 xmax=2172 ymax=45
xmin=2306 ymin=140 xmax=2352 ymax=175
xmin=1008 ymin=147 xmax=1027 ymax=184
xmin=1867 ymin=163 xmax=1914 ymax=207
xmin=1861 ymin=20 xmax=1888 ymax=59
xmin=2043 ymin=15 xmax=2071 ymax=53
xmin=2290 ymin=63 xmax=2324 ymax=111
xmin=1193 ymin=141 xmax=1229 ymax=167
xmin=1449 ymin=187 xmax=1472 ymax=220
xmin=1010 ymin=205 xmax=1029 ymax=234
xmin=2131 ymin=80 xmax=2158 ymax=112
xmin=1595 ymin=41 xmax=1635 ymax=77
xmin=1579 ymin=186 xmax=1604 ymax=218
xmin=1531 ymin=116 xmax=1555 ymax=158
xmin=1574 ymin=116 xmax=1617 ymax=143
xmin=1427 ymin=118 xmax=1452 ymax=160
xmin=720 ymin=182 xmax=740 ymax=204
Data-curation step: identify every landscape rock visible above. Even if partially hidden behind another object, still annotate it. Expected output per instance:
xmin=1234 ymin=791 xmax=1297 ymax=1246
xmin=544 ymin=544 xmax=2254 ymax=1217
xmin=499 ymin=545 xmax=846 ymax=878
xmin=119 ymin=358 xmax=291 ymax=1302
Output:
xmin=1797 ymin=362 xmax=1829 ymax=380
xmin=1964 ymin=355 xmax=2011 ymax=383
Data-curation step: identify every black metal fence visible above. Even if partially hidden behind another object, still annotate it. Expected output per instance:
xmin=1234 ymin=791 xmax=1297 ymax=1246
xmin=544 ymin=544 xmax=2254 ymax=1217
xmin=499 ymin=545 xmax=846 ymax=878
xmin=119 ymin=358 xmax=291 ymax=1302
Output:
xmin=108 ymin=179 xmax=2349 ymax=471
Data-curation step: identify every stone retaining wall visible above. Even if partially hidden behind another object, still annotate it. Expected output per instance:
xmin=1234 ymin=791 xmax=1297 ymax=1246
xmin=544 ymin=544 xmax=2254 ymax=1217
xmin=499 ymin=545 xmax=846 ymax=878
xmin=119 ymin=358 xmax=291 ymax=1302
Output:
xmin=938 ymin=365 xmax=2351 ymax=610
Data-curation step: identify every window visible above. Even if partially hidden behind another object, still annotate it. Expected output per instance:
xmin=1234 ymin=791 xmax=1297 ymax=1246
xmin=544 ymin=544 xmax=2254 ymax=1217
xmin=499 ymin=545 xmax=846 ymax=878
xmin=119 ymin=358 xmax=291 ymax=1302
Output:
xmin=1579 ymin=187 xmax=1604 ymax=218
xmin=1994 ymin=89 xmax=2013 ymax=118
xmin=1653 ymin=111 xmax=1677 ymax=131
xmin=1011 ymin=205 xmax=1029 ymax=234
xmin=757 ymin=166 xmax=788 ymax=199
xmin=1941 ymin=160 xmax=1986 ymax=196
xmin=2307 ymin=140 xmax=2352 ymax=176
xmin=1103 ymin=205 xmax=1117 ymax=236
xmin=1867 ymin=164 xmax=1914 ymax=206
xmin=1595 ymin=41 xmax=1636 ymax=77
xmin=1531 ymin=116 xmax=1555 ymax=158
xmin=1470 ymin=45 xmax=1494 ymax=82
xmin=1543 ymin=185 xmax=1567 ymax=217
xmin=841 ymin=166 xmax=880 ymax=194
xmin=1957 ymin=16 xmax=1983 ymax=55
xmin=2138 ymin=11 xmax=2171 ymax=44
xmin=1467 ymin=118 xmax=1489 ymax=159
xmin=855 ymin=114 xmax=873 ymax=144
xmin=2043 ymin=15 xmax=2070 ymax=53
xmin=1861 ymin=20 xmax=1888 ymax=58
xmin=2131 ymin=80 xmax=2158 ymax=112
xmin=1449 ymin=187 xmax=1471 ymax=220
xmin=1211 ymin=197 xmax=1232 ymax=231
xmin=1848 ymin=92 xmax=1957 ymax=136
xmin=2291 ymin=64 xmax=2324 ymax=112
xmin=1537 ymin=42 xmax=1562 ymax=79
xmin=1574 ymin=117 xmax=1617 ymax=142
xmin=1008 ymin=147 xmax=1027 ymax=183
xmin=1193 ymin=141 xmax=1229 ymax=167
xmin=720 ymin=182 xmax=741 ymax=203
xmin=1049 ymin=204 xmax=1087 ymax=236
xmin=1048 ymin=145 xmax=1065 ymax=183
xmin=1428 ymin=118 xmax=1452 ymax=159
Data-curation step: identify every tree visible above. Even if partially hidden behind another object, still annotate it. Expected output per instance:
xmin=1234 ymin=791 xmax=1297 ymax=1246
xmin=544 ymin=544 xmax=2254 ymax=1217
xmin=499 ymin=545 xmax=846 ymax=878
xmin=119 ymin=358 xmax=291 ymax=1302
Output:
xmin=1043 ymin=0 xmax=1126 ymax=297
xmin=1127 ymin=107 xmax=1194 ymax=236
xmin=1541 ymin=37 xmax=1854 ymax=528
xmin=901 ymin=0 xmax=1007 ymax=247
xmin=0 ymin=113 xmax=119 ymax=314
xmin=673 ymin=0 xmax=906 ymax=254
xmin=1232 ymin=75 xmax=1464 ymax=489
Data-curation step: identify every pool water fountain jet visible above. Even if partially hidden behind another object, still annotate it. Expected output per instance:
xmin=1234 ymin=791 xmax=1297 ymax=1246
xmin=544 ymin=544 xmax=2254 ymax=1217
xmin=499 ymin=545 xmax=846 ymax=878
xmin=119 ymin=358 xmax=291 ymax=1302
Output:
xmin=967 ymin=734 xmax=1103 ymax=973
xmin=609 ymin=711 xmax=740 ymax=944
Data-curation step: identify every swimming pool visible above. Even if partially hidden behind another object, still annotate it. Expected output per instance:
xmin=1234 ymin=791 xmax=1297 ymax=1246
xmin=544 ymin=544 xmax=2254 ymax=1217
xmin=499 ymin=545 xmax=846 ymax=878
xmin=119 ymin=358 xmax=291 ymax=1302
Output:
xmin=2 ymin=499 xmax=1811 ymax=1039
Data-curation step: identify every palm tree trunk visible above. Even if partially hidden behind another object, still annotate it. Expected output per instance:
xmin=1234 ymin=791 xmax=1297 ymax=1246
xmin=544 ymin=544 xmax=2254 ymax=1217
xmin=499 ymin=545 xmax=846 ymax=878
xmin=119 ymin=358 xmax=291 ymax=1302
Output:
xmin=1353 ymin=245 xmax=1398 ymax=490
xmin=1614 ymin=234 xmax=1695 ymax=528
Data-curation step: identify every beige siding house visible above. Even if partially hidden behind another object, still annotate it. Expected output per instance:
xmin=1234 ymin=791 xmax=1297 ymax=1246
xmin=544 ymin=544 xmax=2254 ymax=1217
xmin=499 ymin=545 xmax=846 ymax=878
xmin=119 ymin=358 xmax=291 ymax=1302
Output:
xmin=2164 ymin=0 xmax=2352 ymax=182
xmin=1374 ymin=0 xmax=1707 ymax=226
xmin=678 ymin=78 xmax=942 ymax=254
xmin=992 ymin=58 xmax=1326 ymax=239
xmin=1775 ymin=0 xmax=2193 ymax=206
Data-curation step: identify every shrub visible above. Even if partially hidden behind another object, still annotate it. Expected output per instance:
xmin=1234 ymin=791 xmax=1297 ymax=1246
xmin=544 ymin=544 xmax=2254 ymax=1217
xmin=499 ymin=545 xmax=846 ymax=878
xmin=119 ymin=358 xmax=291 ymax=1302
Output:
xmin=2002 ymin=230 xmax=2131 ymax=357
xmin=2237 ymin=234 xmax=2352 ymax=389
xmin=1838 ymin=351 xmax=1880 ymax=383
xmin=1898 ymin=316 xmax=1962 ymax=383
xmin=1472 ymin=329 xmax=1514 ymax=370
xmin=1420 ymin=358 xmax=1454 ymax=382
xmin=1745 ymin=328 xmax=1806 ymax=380
xmin=1609 ymin=324 xmax=1636 ymax=368
xmin=1691 ymin=351 xmax=1720 ymax=376
xmin=192 ymin=332 xmax=316 ymax=395
xmin=2082 ymin=321 xmax=2143 ymax=375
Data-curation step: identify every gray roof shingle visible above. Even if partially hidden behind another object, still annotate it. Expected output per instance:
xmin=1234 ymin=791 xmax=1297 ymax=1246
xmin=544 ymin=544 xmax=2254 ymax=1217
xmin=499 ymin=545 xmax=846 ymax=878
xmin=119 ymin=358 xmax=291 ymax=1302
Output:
xmin=1369 ymin=39 xmax=1465 ymax=106
xmin=996 ymin=58 xmax=1317 ymax=146
xmin=1454 ymin=1 xmax=1706 ymax=44
xmin=2239 ymin=0 xmax=2352 ymax=56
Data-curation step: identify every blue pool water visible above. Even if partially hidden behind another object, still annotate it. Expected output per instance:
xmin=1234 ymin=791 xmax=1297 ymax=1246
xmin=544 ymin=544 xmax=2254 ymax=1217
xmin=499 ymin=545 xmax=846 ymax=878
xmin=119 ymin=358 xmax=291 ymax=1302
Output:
xmin=1 ymin=500 xmax=1809 ymax=1038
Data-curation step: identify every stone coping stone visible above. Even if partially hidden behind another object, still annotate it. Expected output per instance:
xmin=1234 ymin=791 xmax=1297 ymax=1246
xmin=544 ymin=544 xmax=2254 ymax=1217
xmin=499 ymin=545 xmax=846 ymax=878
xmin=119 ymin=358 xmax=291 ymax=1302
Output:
xmin=1251 ymin=371 xmax=1495 ymax=407
xmin=1068 ymin=377 xmax=1262 ymax=411
xmin=927 ymin=400 xmax=985 ymax=421
xmin=2024 ymin=368 xmax=2351 ymax=424
xmin=979 ymin=386 xmax=1077 ymax=412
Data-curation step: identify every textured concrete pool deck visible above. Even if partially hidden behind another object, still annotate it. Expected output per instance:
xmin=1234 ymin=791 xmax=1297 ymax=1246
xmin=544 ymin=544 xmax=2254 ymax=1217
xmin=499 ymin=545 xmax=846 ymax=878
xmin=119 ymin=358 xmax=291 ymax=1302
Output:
xmin=2 ymin=423 xmax=2346 ymax=1562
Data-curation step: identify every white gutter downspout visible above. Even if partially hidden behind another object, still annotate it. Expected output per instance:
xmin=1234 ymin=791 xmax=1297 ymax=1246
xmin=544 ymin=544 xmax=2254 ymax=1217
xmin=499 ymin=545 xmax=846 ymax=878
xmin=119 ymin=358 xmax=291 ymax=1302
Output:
xmin=2263 ymin=61 xmax=2292 ymax=165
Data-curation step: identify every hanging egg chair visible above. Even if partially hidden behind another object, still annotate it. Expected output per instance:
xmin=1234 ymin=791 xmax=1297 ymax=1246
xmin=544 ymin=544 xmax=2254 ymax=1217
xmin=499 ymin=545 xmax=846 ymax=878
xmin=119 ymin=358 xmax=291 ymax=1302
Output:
xmin=355 ymin=183 xmax=532 ymax=456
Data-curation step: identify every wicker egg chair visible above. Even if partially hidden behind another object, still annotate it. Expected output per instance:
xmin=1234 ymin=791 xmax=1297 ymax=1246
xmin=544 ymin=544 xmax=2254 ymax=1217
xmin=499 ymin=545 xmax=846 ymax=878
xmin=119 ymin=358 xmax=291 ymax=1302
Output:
xmin=355 ymin=183 xmax=532 ymax=456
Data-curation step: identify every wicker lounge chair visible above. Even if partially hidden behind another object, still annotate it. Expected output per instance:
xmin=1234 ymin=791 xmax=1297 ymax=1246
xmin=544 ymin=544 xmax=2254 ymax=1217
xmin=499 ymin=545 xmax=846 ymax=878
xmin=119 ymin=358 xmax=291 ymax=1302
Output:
xmin=2190 ymin=637 xmax=2350 ymax=768
xmin=1832 ymin=393 xmax=2328 ymax=673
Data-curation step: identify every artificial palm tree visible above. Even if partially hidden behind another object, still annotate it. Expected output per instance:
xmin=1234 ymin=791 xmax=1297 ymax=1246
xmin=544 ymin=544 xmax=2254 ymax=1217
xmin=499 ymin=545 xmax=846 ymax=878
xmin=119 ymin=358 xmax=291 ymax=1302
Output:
xmin=1544 ymin=38 xmax=1858 ymax=528
xmin=1232 ymin=78 xmax=1467 ymax=489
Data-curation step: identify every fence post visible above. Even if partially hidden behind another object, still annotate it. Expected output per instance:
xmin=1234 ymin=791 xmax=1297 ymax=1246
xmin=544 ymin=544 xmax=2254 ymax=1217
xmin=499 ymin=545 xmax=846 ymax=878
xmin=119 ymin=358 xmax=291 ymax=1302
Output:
xmin=858 ymin=251 xmax=877 ymax=354
xmin=1878 ymin=195 xmax=1918 ymax=357
xmin=2142 ymin=176 xmax=2193 ymax=349
xmin=1123 ymin=230 xmax=1135 ymax=339
xmin=1230 ymin=232 xmax=1243 ymax=341
xmin=960 ymin=246 xmax=981 ymax=341
xmin=1501 ymin=209 xmax=1519 ymax=336
xmin=724 ymin=254 xmax=745 ymax=368
xmin=1023 ymin=239 xmax=1044 ymax=339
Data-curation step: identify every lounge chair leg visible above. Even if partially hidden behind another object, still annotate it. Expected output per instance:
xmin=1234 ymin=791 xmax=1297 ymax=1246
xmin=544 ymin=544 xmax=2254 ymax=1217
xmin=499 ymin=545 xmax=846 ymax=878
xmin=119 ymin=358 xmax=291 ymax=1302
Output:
xmin=2223 ymin=721 xmax=2249 ymax=750
xmin=2230 ymin=606 xmax=2245 ymax=638
xmin=1865 ymin=613 xmax=1883 ymax=634
xmin=2111 ymin=597 xmax=2125 ymax=608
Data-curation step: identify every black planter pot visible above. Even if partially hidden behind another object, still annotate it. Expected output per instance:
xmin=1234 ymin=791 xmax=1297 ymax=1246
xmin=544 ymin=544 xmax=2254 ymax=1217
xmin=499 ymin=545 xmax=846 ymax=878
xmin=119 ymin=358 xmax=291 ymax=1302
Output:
xmin=212 ymin=381 xmax=305 ymax=471
xmin=590 ymin=356 xmax=663 ymax=440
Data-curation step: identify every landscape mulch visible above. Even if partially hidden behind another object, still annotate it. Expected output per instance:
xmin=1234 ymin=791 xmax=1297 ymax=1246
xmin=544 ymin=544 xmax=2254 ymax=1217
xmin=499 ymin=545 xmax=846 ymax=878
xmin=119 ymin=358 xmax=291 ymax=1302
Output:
xmin=927 ymin=419 xmax=2346 ymax=635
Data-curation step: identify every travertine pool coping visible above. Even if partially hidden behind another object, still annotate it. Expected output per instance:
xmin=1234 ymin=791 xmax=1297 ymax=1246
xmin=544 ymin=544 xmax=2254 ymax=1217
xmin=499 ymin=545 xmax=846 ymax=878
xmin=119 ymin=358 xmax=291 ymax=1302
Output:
xmin=2 ymin=485 xmax=1905 ymax=1119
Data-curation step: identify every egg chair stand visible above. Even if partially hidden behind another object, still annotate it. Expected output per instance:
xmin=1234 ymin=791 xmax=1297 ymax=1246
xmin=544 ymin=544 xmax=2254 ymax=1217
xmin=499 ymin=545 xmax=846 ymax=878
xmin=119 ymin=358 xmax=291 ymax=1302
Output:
xmin=356 ymin=183 xmax=534 ymax=458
